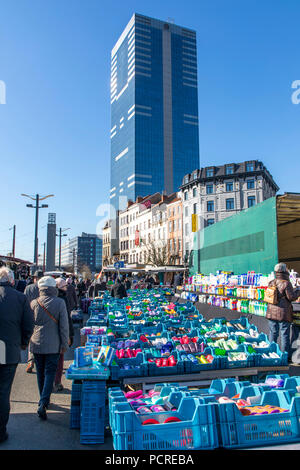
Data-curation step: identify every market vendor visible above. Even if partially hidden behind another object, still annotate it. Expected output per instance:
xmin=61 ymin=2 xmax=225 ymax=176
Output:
xmin=266 ymin=263 xmax=300 ymax=360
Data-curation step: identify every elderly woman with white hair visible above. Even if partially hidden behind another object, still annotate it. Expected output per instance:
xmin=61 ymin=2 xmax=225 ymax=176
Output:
xmin=0 ymin=267 xmax=34 ymax=442
xmin=266 ymin=263 xmax=299 ymax=360
xmin=30 ymin=275 xmax=69 ymax=420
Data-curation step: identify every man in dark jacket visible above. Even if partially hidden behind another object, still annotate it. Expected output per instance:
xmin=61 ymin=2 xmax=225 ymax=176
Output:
xmin=266 ymin=263 xmax=299 ymax=358
xmin=0 ymin=267 xmax=34 ymax=443
xmin=173 ymin=272 xmax=182 ymax=288
xmin=24 ymin=270 xmax=43 ymax=373
xmin=24 ymin=270 xmax=43 ymax=303
xmin=110 ymin=278 xmax=127 ymax=299
xmin=66 ymin=277 xmax=78 ymax=311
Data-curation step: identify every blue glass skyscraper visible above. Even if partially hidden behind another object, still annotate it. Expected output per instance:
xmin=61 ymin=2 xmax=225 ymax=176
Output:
xmin=110 ymin=13 xmax=200 ymax=211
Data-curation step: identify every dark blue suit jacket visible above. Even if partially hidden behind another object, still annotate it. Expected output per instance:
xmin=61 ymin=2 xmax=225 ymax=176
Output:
xmin=0 ymin=282 xmax=34 ymax=364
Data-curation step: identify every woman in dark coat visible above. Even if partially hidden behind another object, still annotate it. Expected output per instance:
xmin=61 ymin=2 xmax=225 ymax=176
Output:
xmin=266 ymin=263 xmax=299 ymax=358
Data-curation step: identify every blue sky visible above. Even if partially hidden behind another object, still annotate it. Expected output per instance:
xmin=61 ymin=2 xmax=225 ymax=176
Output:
xmin=0 ymin=0 xmax=299 ymax=262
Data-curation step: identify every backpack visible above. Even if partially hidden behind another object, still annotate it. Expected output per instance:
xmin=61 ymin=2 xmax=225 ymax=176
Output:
xmin=264 ymin=284 xmax=279 ymax=305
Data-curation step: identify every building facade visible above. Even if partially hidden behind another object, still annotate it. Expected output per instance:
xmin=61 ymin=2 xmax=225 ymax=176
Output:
xmin=57 ymin=233 xmax=103 ymax=274
xmin=118 ymin=192 xmax=179 ymax=267
xmin=180 ymin=160 xmax=279 ymax=260
xmin=102 ymin=218 xmax=120 ymax=267
xmin=110 ymin=13 xmax=200 ymax=211
xmin=167 ymin=197 xmax=183 ymax=265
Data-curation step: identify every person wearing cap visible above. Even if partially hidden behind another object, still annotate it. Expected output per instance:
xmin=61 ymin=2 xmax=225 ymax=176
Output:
xmin=53 ymin=278 xmax=74 ymax=392
xmin=24 ymin=270 xmax=44 ymax=373
xmin=30 ymin=276 xmax=69 ymax=420
xmin=266 ymin=263 xmax=299 ymax=359
xmin=0 ymin=267 xmax=34 ymax=443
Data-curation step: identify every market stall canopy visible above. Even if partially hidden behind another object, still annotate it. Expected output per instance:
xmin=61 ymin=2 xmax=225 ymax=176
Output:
xmin=0 ymin=255 xmax=33 ymax=265
xmin=102 ymin=266 xmax=146 ymax=273
xmin=277 ymin=192 xmax=300 ymax=225
xmin=44 ymin=271 xmax=73 ymax=277
xmin=277 ymin=192 xmax=300 ymax=273
xmin=145 ymin=266 xmax=186 ymax=272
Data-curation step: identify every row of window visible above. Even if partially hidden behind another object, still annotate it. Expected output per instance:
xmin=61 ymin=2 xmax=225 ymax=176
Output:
xmin=206 ymin=163 xmax=255 ymax=178
xmin=168 ymin=219 xmax=182 ymax=232
xmin=184 ymin=163 xmax=257 ymax=185
xmin=205 ymin=196 xmax=256 ymax=212
xmin=184 ymin=180 xmax=255 ymax=200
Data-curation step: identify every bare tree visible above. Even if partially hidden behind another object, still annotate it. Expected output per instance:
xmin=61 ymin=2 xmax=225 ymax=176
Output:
xmin=61 ymin=264 xmax=75 ymax=274
xmin=79 ymin=264 xmax=92 ymax=280
xmin=144 ymin=241 xmax=170 ymax=267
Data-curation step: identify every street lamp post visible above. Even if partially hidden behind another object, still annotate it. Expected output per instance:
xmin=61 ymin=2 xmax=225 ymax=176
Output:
xmin=43 ymin=242 xmax=46 ymax=272
xmin=69 ymin=247 xmax=76 ymax=274
xmin=9 ymin=225 xmax=16 ymax=258
xmin=56 ymin=227 xmax=70 ymax=270
xmin=21 ymin=193 xmax=54 ymax=267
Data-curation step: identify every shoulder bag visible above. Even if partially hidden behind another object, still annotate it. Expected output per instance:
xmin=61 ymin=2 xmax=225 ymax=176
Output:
xmin=37 ymin=299 xmax=58 ymax=324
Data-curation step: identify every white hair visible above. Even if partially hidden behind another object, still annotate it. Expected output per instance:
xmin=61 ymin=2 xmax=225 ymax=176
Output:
xmin=0 ymin=267 xmax=15 ymax=284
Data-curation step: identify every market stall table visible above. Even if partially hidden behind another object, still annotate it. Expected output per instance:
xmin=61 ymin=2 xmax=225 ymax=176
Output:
xmin=122 ymin=365 xmax=289 ymax=393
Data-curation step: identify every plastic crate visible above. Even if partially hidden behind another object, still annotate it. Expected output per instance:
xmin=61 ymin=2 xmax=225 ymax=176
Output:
xmin=216 ymin=344 xmax=253 ymax=369
xmin=66 ymin=362 xmax=110 ymax=381
xmin=133 ymin=323 xmax=164 ymax=335
xmin=80 ymin=381 xmax=106 ymax=445
xmin=180 ymin=347 xmax=219 ymax=373
xmin=255 ymin=343 xmax=288 ymax=367
xmin=70 ymin=381 xmax=82 ymax=429
xmin=110 ymin=353 xmax=148 ymax=380
xmin=217 ymin=390 xmax=300 ymax=449
xmin=112 ymin=396 xmax=219 ymax=450
xmin=144 ymin=351 xmax=184 ymax=377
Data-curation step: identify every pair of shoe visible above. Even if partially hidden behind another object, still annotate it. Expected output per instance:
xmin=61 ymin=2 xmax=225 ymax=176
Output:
xmin=0 ymin=433 xmax=8 ymax=443
xmin=37 ymin=404 xmax=47 ymax=420
xmin=26 ymin=362 xmax=34 ymax=373
xmin=53 ymin=383 xmax=64 ymax=392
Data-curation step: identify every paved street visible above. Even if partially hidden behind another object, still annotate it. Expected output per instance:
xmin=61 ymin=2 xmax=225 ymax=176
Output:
xmin=1 ymin=324 xmax=113 ymax=451
xmin=2 ymin=321 xmax=300 ymax=451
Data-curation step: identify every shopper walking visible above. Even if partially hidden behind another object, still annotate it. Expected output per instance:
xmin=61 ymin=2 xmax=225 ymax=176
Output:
xmin=53 ymin=278 xmax=74 ymax=392
xmin=125 ymin=276 xmax=131 ymax=291
xmin=66 ymin=277 xmax=78 ymax=311
xmin=266 ymin=263 xmax=299 ymax=359
xmin=24 ymin=270 xmax=44 ymax=373
xmin=30 ymin=276 xmax=69 ymax=420
xmin=76 ymin=278 xmax=86 ymax=300
xmin=0 ymin=267 xmax=34 ymax=443
xmin=111 ymin=278 xmax=127 ymax=299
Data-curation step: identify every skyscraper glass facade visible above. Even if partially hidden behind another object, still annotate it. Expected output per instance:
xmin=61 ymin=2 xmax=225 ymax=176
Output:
xmin=110 ymin=13 xmax=200 ymax=211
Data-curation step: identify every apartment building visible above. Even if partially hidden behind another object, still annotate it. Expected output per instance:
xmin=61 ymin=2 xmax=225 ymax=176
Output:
xmin=180 ymin=160 xmax=279 ymax=259
xmin=119 ymin=192 xmax=178 ymax=266
xmin=167 ymin=197 xmax=183 ymax=265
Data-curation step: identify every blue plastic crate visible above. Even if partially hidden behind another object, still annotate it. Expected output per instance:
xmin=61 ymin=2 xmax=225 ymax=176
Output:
xmin=80 ymin=381 xmax=106 ymax=445
xmin=110 ymin=353 xmax=148 ymax=380
xmin=133 ymin=323 xmax=164 ymax=335
xmin=179 ymin=347 xmax=219 ymax=373
xmin=70 ymin=381 xmax=82 ymax=429
xmin=218 ymin=345 xmax=253 ymax=369
xmin=112 ymin=396 xmax=219 ymax=450
xmin=255 ymin=343 xmax=288 ymax=367
xmin=70 ymin=406 xmax=81 ymax=429
xmin=217 ymin=390 xmax=300 ymax=449
xmin=144 ymin=350 xmax=184 ymax=377
xmin=66 ymin=361 xmax=110 ymax=381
